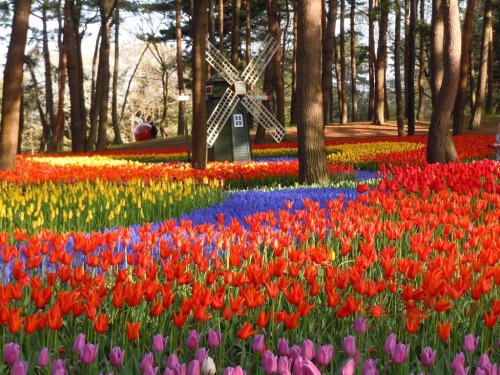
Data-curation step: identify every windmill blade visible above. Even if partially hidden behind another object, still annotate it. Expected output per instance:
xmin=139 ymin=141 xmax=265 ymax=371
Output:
xmin=207 ymin=88 xmax=240 ymax=147
xmin=206 ymin=39 xmax=240 ymax=84
xmin=241 ymin=92 xmax=285 ymax=143
xmin=241 ymin=34 xmax=278 ymax=87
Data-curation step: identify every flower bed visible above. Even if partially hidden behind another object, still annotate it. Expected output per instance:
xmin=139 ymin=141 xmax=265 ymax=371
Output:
xmin=0 ymin=135 xmax=499 ymax=374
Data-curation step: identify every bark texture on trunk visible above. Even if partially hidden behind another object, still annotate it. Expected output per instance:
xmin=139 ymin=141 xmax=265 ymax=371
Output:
xmin=452 ymin=0 xmax=475 ymax=135
xmin=350 ymin=0 xmax=358 ymax=121
xmin=191 ymin=0 xmax=208 ymax=170
xmin=64 ymin=0 xmax=87 ymax=152
xmin=176 ymin=0 xmax=187 ymax=137
xmin=374 ymin=0 xmax=388 ymax=125
xmin=0 ymin=0 xmax=32 ymax=170
xmin=469 ymin=0 xmax=492 ymax=130
xmin=406 ymin=0 xmax=416 ymax=135
xmin=427 ymin=0 xmax=460 ymax=163
xmin=231 ymin=0 xmax=241 ymax=68
xmin=395 ymin=0 xmax=405 ymax=136
xmin=322 ymin=0 xmax=335 ymax=125
xmin=339 ymin=0 xmax=348 ymax=124
xmin=297 ymin=0 xmax=329 ymax=185
xmin=416 ymin=0 xmax=427 ymax=121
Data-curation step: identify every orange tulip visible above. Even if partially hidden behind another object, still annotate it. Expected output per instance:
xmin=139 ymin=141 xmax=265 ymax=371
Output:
xmin=126 ymin=321 xmax=140 ymax=341
xmin=483 ymin=309 xmax=499 ymax=328
xmin=237 ymin=322 xmax=258 ymax=340
xmin=8 ymin=308 xmax=24 ymax=334
xmin=47 ymin=303 xmax=63 ymax=331
xmin=94 ymin=313 xmax=111 ymax=334
xmin=437 ymin=321 xmax=452 ymax=341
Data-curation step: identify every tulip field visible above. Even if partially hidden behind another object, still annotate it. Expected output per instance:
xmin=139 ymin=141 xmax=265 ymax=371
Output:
xmin=0 ymin=134 xmax=499 ymax=374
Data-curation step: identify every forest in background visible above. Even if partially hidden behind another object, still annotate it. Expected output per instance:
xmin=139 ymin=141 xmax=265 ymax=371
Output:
xmin=0 ymin=0 xmax=498 ymax=155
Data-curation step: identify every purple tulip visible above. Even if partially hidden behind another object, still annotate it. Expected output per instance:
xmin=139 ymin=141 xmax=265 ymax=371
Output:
xmin=207 ymin=329 xmax=221 ymax=348
xmin=72 ymin=333 xmax=86 ymax=356
xmin=451 ymin=353 xmax=466 ymax=372
xmin=11 ymin=361 xmax=28 ymax=375
xmin=3 ymin=342 xmax=20 ymax=366
xmin=477 ymin=354 xmax=491 ymax=368
xmin=383 ymin=334 xmax=397 ymax=355
xmin=354 ymin=317 xmax=367 ymax=334
xmin=164 ymin=369 xmax=175 ymax=375
xmin=152 ymin=334 xmax=168 ymax=353
xmin=420 ymin=347 xmax=436 ymax=367
xmin=186 ymin=330 xmax=200 ymax=350
xmin=340 ymin=358 xmax=356 ymax=375
xmin=300 ymin=339 xmax=315 ymax=360
xmin=343 ymin=335 xmax=357 ymax=357
xmin=51 ymin=359 xmax=67 ymax=375
xmin=292 ymin=357 xmax=304 ymax=375
xmin=195 ymin=348 xmax=208 ymax=364
xmin=109 ymin=347 xmax=125 ymax=367
xmin=277 ymin=338 xmax=290 ymax=357
xmin=262 ymin=350 xmax=278 ymax=375
xmin=315 ymin=344 xmax=334 ymax=367
xmin=80 ymin=343 xmax=98 ymax=365
xmin=289 ymin=345 xmax=301 ymax=361
xmin=37 ymin=347 xmax=50 ymax=367
xmin=252 ymin=334 xmax=266 ymax=353
xmin=277 ymin=356 xmax=292 ymax=375
xmin=166 ymin=353 xmax=180 ymax=369
xmin=392 ymin=343 xmax=410 ymax=365
xmin=464 ymin=334 xmax=479 ymax=353
xmin=362 ymin=359 xmax=378 ymax=375
xmin=187 ymin=359 xmax=200 ymax=375
xmin=223 ymin=366 xmax=246 ymax=375
xmin=455 ymin=366 xmax=470 ymax=375
xmin=302 ymin=359 xmax=321 ymax=375
xmin=144 ymin=367 xmax=159 ymax=375
xmin=140 ymin=353 xmax=155 ymax=372
xmin=171 ymin=363 xmax=187 ymax=375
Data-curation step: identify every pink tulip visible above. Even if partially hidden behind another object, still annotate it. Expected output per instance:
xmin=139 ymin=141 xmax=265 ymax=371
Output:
xmin=11 ymin=361 xmax=28 ymax=375
xmin=302 ymin=359 xmax=321 ymax=375
xmin=340 ymin=358 xmax=356 ymax=375
xmin=80 ymin=343 xmax=98 ymax=365
xmin=343 ymin=335 xmax=357 ymax=357
xmin=152 ymin=334 xmax=168 ymax=353
xmin=187 ymin=359 xmax=200 ymax=375
xmin=140 ymin=353 xmax=155 ymax=372
xmin=353 ymin=317 xmax=367 ymax=334
xmin=383 ymin=334 xmax=397 ymax=355
xmin=109 ymin=347 xmax=125 ymax=367
xmin=207 ymin=329 xmax=221 ymax=348
xmin=391 ymin=343 xmax=409 ymax=365
xmin=252 ymin=334 xmax=266 ymax=353
xmin=463 ymin=334 xmax=479 ymax=353
xmin=277 ymin=338 xmax=290 ymax=357
xmin=262 ymin=350 xmax=278 ymax=375
xmin=420 ymin=347 xmax=436 ymax=367
xmin=315 ymin=345 xmax=334 ymax=367
xmin=37 ymin=347 xmax=50 ymax=367
xmin=72 ymin=333 xmax=86 ymax=356
xmin=186 ymin=330 xmax=200 ymax=350
xmin=3 ymin=342 xmax=20 ymax=366
xmin=300 ymin=339 xmax=315 ymax=360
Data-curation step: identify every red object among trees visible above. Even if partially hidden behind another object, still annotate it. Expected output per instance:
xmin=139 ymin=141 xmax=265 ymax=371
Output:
xmin=134 ymin=123 xmax=153 ymax=141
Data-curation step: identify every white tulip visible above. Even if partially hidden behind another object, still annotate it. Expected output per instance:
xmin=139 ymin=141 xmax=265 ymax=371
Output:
xmin=201 ymin=356 xmax=217 ymax=375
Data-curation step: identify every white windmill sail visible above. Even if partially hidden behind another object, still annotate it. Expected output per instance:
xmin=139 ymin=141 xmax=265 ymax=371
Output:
xmin=206 ymin=41 xmax=239 ymax=84
xmin=241 ymin=91 xmax=285 ymax=143
xmin=241 ymin=34 xmax=278 ymax=87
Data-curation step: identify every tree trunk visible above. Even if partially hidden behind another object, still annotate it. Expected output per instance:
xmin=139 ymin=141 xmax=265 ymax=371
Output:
xmin=469 ymin=0 xmax=492 ymax=130
xmin=111 ymin=6 xmax=123 ymax=145
xmin=26 ymin=61 xmax=50 ymax=151
xmin=0 ymin=0 xmax=31 ymax=170
xmin=219 ymin=0 xmax=225 ymax=53
xmin=469 ymin=47 xmax=476 ymax=110
xmin=452 ymin=0 xmax=475 ymax=135
xmin=245 ymin=0 xmax=251 ymax=65
xmin=208 ymin=0 xmax=216 ymax=46
xmin=416 ymin=0 xmax=427 ymax=121
xmin=42 ymin=1 xmax=56 ymax=144
xmin=96 ymin=1 xmax=116 ymax=151
xmin=297 ymin=0 xmax=329 ymax=185
xmin=333 ymin=0 xmax=342 ymax=120
xmin=427 ymin=0 xmax=460 ymax=163
xmin=367 ymin=0 xmax=375 ymax=120
xmin=87 ymin=31 xmax=101 ymax=149
xmin=350 ymin=0 xmax=358 ymax=121
xmin=64 ymin=0 xmax=87 ymax=152
xmin=231 ymin=0 xmax=241 ymax=68
xmin=191 ymin=0 xmax=208 ymax=170
xmin=322 ymin=0 xmax=335 ymax=125
xmin=374 ymin=0 xmax=388 ymax=125
xmin=339 ymin=0 xmax=348 ymax=124
xmin=176 ymin=0 xmax=187 ymax=137
xmin=485 ymin=25 xmax=493 ymax=114
xmin=395 ymin=0 xmax=405 ymax=136
xmin=406 ymin=0 xmax=416 ymax=135
xmin=290 ymin=0 xmax=298 ymax=125
xmin=268 ymin=0 xmax=285 ymax=127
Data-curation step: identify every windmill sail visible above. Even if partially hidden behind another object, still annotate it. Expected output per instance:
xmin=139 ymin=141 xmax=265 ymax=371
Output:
xmin=241 ymin=92 xmax=285 ymax=143
xmin=241 ymin=34 xmax=278 ymax=86
xmin=207 ymin=88 xmax=240 ymax=147
xmin=206 ymin=41 xmax=239 ymax=84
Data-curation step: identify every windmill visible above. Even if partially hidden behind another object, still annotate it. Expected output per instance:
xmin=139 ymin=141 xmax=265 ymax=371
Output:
xmin=205 ymin=34 xmax=285 ymax=161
